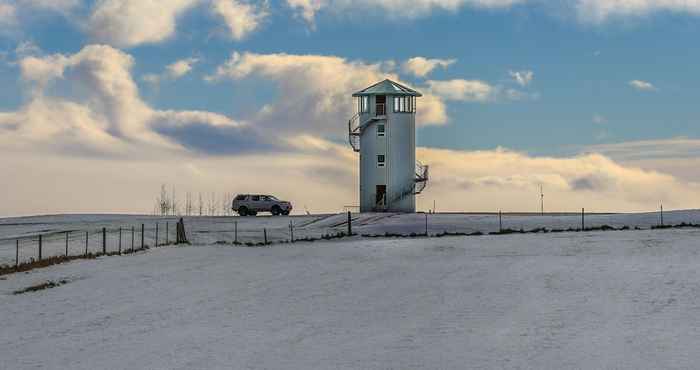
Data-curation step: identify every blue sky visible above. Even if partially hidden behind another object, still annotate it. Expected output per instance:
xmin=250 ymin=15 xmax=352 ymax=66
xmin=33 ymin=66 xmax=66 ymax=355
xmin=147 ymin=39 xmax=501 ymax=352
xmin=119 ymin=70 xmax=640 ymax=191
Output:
xmin=3 ymin=0 xmax=700 ymax=215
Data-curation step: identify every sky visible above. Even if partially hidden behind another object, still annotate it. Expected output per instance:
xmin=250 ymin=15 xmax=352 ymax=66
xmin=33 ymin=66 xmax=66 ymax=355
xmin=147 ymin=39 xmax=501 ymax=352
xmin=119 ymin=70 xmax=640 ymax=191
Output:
xmin=3 ymin=0 xmax=700 ymax=216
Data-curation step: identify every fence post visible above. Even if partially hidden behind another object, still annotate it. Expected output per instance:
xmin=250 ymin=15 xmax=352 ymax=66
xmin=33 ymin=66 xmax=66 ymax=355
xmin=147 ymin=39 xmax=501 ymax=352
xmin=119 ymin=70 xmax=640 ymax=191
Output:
xmin=499 ymin=210 xmax=503 ymax=233
xmin=38 ymin=235 xmax=42 ymax=261
xmin=166 ymin=222 xmax=169 ymax=245
xmin=16 ymin=240 xmax=19 ymax=268
xmin=425 ymin=213 xmax=428 ymax=236
xmin=66 ymin=231 xmax=69 ymax=257
xmin=118 ymin=227 xmax=122 ymax=254
xmin=102 ymin=227 xmax=107 ymax=255
xmin=155 ymin=223 xmax=159 ymax=247
xmin=347 ymin=211 xmax=352 ymax=236
xmin=289 ymin=221 xmax=294 ymax=243
xmin=581 ymin=208 xmax=585 ymax=231
xmin=264 ymin=228 xmax=268 ymax=245
xmin=131 ymin=226 xmax=135 ymax=252
xmin=234 ymin=221 xmax=238 ymax=244
xmin=85 ymin=231 xmax=89 ymax=256
xmin=661 ymin=204 xmax=664 ymax=226
xmin=141 ymin=224 xmax=145 ymax=249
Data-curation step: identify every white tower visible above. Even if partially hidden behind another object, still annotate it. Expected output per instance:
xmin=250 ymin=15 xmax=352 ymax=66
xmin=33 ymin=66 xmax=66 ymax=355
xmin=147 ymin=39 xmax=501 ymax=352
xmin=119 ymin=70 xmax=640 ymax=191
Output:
xmin=348 ymin=79 xmax=429 ymax=213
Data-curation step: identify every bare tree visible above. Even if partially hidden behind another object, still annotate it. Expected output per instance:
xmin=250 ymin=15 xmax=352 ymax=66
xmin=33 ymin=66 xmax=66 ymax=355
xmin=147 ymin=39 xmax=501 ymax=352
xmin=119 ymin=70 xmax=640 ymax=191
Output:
xmin=185 ymin=192 xmax=193 ymax=216
xmin=158 ymin=184 xmax=170 ymax=216
xmin=171 ymin=186 xmax=179 ymax=216
xmin=198 ymin=192 xmax=204 ymax=216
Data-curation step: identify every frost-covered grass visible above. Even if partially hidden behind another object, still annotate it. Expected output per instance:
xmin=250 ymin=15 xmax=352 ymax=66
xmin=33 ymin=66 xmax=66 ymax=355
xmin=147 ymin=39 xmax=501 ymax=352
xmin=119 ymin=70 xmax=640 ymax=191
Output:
xmin=2 ymin=228 xmax=700 ymax=369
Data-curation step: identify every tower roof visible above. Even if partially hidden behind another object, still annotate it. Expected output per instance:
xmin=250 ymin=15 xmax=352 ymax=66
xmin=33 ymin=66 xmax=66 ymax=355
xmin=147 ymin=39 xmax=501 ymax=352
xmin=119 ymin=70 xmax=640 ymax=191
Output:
xmin=352 ymin=79 xmax=422 ymax=97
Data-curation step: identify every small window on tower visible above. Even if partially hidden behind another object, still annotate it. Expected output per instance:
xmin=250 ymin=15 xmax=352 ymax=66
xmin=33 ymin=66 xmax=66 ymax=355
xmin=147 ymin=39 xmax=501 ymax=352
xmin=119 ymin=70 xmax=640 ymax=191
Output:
xmin=377 ymin=124 xmax=385 ymax=137
xmin=377 ymin=155 xmax=385 ymax=167
xmin=360 ymin=96 xmax=369 ymax=113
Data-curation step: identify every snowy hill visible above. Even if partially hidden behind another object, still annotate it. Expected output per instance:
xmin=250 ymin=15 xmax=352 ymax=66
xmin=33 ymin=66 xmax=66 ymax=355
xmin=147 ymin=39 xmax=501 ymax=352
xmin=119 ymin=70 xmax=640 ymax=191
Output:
xmin=2 ymin=219 xmax=700 ymax=368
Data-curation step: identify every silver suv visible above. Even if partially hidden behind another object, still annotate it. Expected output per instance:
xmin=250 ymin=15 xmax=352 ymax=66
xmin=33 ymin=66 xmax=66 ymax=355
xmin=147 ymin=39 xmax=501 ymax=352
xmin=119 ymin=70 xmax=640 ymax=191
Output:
xmin=232 ymin=194 xmax=293 ymax=216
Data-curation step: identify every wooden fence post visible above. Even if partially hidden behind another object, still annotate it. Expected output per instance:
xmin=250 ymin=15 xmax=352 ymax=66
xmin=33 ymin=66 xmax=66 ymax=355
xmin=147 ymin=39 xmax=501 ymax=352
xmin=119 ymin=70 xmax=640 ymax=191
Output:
xmin=65 ymin=231 xmax=69 ymax=257
xmin=234 ymin=221 xmax=238 ymax=244
xmin=131 ymin=226 xmax=134 ymax=252
xmin=118 ymin=227 xmax=122 ymax=254
xmin=166 ymin=222 xmax=169 ymax=245
xmin=499 ymin=210 xmax=503 ymax=233
xmin=347 ymin=211 xmax=352 ymax=236
xmin=425 ymin=213 xmax=429 ymax=236
xmin=264 ymin=228 xmax=268 ymax=245
xmin=102 ymin=227 xmax=107 ymax=255
xmin=141 ymin=224 xmax=145 ymax=249
xmin=38 ymin=235 xmax=42 ymax=261
xmin=16 ymin=240 xmax=19 ymax=268
xmin=289 ymin=221 xmax=294 ymax=243
xmin=85 ymin=231 xmax=89 ymax=256
xmin=581 ymin=208 xmax=585 ymax=231
xmin=155 ymin=223 xmax=159 ymax=247
xmin=661 ymin=204 xmax=664 ymax=226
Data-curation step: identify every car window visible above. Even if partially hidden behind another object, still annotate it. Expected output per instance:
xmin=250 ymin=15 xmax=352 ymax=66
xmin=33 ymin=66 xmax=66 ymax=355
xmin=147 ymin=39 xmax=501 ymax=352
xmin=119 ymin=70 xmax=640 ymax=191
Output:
xmin=268 ymin=196 xmax=278 ymax=200
xmin=252 ymin=195 xmax=261 ymax=201
xmin=235 ymin=195 xmax=246 ymax=201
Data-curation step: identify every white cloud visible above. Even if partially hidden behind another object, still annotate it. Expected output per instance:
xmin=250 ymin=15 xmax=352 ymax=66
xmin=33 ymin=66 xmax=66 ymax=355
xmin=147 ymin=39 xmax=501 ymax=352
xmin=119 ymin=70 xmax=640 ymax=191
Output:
xmin=212 ymin=0 xmax=268 ymax=40
xmin=210 ymin=51 xmax=449 ymax=135
xmin=0 ymin=2 xmax=16 ymax=25
xmin=286 ymin=0 xmax=528 ymax=24
xmin=629 ymin=79 xmax=657 ymax=91
xmin=509 ymin=70 xmax=534 ymax=87
xmin=167 ymin=57 xmax=200 ymax=79
xmin=2 ymin=45 xmax=257 ymax=156
xmin=88 ymin=0 xmax=201 ymax=47
xmin=426 ymin=79 xmax=496 ymax=102
xmin=402 ymin=57 xmax=456 ymax=77
xmin=576 ymin=0 xmax=700 ymax=22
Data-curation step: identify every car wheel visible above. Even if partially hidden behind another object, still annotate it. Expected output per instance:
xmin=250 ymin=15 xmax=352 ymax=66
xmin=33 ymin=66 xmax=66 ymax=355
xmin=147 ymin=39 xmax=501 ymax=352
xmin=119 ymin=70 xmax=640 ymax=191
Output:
xmin=238 ymin=206 xmax=248 ymax=216
xmin=282 ymin=210 xmax=290 ymax=216
xmin=249 ymin=210 xmax=258 ymax=216
xmin=271 ymin=206 xmax=281 ymax=216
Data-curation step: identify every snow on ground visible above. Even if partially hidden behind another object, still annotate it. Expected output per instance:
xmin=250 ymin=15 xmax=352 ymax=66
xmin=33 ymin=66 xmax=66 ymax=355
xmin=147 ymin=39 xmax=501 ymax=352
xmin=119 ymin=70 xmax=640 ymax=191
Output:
xmin=2 ymin=210 xmax=700 ymax=266
xmin=3 ymin=228 xmax=700 ymax=369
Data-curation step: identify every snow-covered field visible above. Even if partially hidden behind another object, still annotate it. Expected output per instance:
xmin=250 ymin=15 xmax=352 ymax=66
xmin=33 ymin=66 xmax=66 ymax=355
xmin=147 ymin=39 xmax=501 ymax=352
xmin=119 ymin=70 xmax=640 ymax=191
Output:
xmin=2 ymin=210 xmax=700 ymax=266
xmin=3 ymin=223 xmax=700 ymax=369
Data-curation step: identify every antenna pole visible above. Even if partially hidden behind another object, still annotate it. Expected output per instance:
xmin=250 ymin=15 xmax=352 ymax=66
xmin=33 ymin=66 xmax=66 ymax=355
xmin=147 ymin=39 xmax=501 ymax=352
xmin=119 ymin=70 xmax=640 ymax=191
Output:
xmin=540 ymin=184 xmax=544 ymax=216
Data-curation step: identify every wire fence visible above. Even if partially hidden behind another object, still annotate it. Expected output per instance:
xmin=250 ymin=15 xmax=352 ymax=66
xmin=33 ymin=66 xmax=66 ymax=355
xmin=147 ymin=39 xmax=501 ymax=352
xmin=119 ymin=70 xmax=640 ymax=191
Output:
xmin=0 ymin=221 xmax=183 ymax=272
xmin=3 ymin=209 xmax=700 ymax=272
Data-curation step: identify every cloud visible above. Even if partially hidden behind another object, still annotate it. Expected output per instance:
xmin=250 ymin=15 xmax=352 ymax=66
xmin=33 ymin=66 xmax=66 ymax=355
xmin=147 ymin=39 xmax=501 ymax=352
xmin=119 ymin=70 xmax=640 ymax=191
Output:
xmin=5 ymin=137 xmax=700 ymax=215
xmin=402 ymin=57 xmax=456 ymax=78
xmin=629 ymin=79 xmax=657 ymax=91
xmin=419 ymin=147 xmax=700 ymax=212
xmin=212 ymin=0 xmax=268 ymax=40
xmin=575 ymin=0 xmax=700 ymax=22
xmin=426 ymin=79 xmax=496 ymax=102
xmin=88 ymin=0 xmax=201 ymax=47
xmin=209 ymin=51 xmax=449 ymax=136
xmin=146 ymin=57 xmax=201 ymax=85
xmin=286 ymin=0 xmax=528 ymax=24
xmin=509 ymin=70 xmax=534 ymax=87
xmin=2 ymin=44 xmax=269 ymax=156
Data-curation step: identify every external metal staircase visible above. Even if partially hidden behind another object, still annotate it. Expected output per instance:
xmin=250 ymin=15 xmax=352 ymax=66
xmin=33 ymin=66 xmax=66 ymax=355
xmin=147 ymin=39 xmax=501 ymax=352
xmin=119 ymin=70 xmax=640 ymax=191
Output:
xmin=348 ymin=113 xmax=385 ymax=153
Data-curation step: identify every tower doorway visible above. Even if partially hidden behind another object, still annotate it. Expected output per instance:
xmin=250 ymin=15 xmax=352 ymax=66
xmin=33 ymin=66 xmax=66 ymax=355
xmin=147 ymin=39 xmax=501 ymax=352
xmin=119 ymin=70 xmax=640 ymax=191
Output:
xmin=376 ymin=185 xmax=387 ymax=207
xmin=376 ymin=95 xmax=386 ymax=116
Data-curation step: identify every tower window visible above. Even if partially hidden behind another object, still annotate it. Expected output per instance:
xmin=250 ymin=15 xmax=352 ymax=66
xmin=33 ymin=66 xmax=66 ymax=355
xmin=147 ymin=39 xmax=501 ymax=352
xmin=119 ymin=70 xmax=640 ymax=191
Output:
xmin=393 ymin=96 xmax=414 ymax=113
xmin=377 ymin=124 xmax=385 ymax=137
xmin=359 ymin=96 xmax=369 ymax=113
xmin=377 ymin=155 xmax=385 ymax=167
